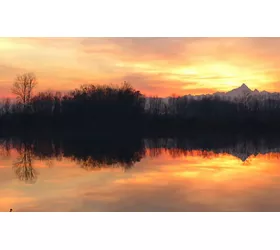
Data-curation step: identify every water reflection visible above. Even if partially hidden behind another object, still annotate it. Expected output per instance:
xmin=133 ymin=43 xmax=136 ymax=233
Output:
xmin=12 ymin=143 xmax=38 ymax=184
xmin=2 ymin=136 xmax=280 ymax=181
xmin=1 ymin=136 xmax=280 ymax=211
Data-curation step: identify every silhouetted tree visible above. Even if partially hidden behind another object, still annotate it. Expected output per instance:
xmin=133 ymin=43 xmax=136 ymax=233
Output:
xmin=31 ymin=91 xmax=55 ymax=115
xmin=3 ymin=75 xmax=280 ymax=135
xmin=12 ymin=73 xmax=37 ymax=112
xmin=0 ymin=98 xmax=11 ymax=115
xmin=61 ymin=82 xmax=145 ymax=128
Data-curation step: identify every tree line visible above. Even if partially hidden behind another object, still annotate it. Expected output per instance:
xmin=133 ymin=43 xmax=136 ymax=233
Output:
xmin=1 ymin=72 xmax=280 ymax=135
xmin=0 ymin=73 xmax=146 ymax=134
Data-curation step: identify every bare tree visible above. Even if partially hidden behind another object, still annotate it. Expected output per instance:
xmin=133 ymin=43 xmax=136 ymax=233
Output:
xmin=11 ymin=73 xmax=38 ymax=110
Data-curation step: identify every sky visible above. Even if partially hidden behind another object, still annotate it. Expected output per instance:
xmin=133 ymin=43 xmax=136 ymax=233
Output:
xmin=1 ymin=37 xmax=280 ymax=98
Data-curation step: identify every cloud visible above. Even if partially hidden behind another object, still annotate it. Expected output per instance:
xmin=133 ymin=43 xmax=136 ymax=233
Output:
xmin=2 ymin=37 xmax=280 ymax=97
xmin=0 ymin=64 xmax=24 ymax=77
xmin=80 ymin=37 xmax=194 ymax=63
xmin=80 ymin=37 xmax=280 ymax=67
xmin=3 ymin=37 xmax=83 ymax=49
xmin=114 ymin=72 xmax=216 ymax=96
xmin=0 ymin=65 xmax=27 ymax=97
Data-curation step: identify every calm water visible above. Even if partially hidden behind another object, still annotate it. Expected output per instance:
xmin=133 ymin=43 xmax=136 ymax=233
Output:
xmin=2 ymin=137 xmax=280 ymax=212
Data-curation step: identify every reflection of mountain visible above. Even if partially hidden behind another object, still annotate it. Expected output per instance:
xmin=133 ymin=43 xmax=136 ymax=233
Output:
xmin=2 ymin=135 xmax=280 ymax=181
xmin=144 ymin=137 xmax=280 ymax=162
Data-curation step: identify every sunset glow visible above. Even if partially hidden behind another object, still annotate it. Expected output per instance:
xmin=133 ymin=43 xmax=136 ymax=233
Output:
xmin=1 ymin=37 xmax=280 ymax=98
xmin=2 ymin=148 xmax=280 ymax=211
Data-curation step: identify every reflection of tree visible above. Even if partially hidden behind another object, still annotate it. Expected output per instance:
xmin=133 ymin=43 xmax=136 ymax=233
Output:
xmin=45 ymin=159 xmax=54 ymax=168
xmin=12 ymin=143 xmax=38 ymax=184
xmin=70 ymin=142 xmax=145 ymax=171
xmin=3 ymin=135 xmax=280 ymax=178
xmin=0 ymin=139 xmax=11 ymax=157
xmin=55 ymin=137 xmax=142 ymax=170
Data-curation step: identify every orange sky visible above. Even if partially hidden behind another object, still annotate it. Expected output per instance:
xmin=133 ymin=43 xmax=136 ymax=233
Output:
xmin=1 ymin=37 xmax=280 ymax=97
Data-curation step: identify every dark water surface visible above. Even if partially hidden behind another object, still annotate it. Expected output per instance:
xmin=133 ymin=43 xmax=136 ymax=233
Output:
xmin=1 ymin=136 xmax=280 ymax=212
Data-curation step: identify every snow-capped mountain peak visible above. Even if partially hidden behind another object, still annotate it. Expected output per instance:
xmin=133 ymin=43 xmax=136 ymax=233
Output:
xmin=144 ymin=83 xmax=280 ymax=111
xmin=240 ymin=83 xmax=250 ymax=90
xmin=225 ymin=83 xmax=252 ymax=98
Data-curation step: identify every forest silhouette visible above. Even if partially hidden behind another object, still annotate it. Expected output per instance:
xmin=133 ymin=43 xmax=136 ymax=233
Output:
xmin=1 ymin=72 xmax=280 ymax=136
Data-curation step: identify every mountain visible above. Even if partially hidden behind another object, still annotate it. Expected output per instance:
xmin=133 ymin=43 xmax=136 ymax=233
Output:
xmin=184 ymin=83 xmax=278 ymax=100
xmin=226 ymin=83 xmax=252 ymax=98
xmin=144 ymin=83 xmax=280 ymax=111
xmin=179 ymin=83 xmax=280 ymax=102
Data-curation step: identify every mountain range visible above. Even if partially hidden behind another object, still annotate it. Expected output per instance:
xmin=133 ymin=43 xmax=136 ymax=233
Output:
xmin=176 ymin=83 xmax=280 ymax=101
xmin=146 ymin=84 xmax=280 ymax=107
xmin=212 ymin=83 xmax=272 ymax=99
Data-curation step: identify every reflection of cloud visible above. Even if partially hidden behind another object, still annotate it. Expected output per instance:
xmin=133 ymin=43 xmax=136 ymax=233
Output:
xmin=73 ymin=157 xmax=280 ymax=212
xmin=0 ymin=189 xmax=35 ymax=212
xmin=4 ymin=152 xmax=280 ymax=212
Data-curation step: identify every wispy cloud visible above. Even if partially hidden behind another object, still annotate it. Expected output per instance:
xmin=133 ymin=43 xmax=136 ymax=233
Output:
xmin=1 ymin=37 xmax=280 ymax=97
